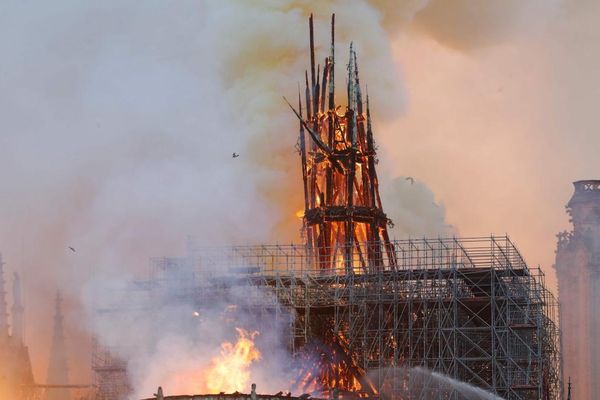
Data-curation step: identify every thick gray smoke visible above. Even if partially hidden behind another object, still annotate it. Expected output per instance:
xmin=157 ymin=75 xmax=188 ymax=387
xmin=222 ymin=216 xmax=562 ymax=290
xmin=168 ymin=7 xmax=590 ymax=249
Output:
xmin=0 ymin=0 xmax=444 ymax=385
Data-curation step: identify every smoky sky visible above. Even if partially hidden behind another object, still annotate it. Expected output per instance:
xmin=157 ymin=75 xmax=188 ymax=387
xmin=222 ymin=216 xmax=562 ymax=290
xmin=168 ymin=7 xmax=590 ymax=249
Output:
xmin=0 ymin=0 xmax=597 ymax=389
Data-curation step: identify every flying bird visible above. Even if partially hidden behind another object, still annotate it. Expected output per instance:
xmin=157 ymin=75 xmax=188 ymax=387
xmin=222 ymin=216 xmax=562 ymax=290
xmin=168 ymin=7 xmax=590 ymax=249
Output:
xmin=68 ymin=246 xmax=76 ymax=253
xmin=405 ymin=176 xmax=414 ymax=185
xmin=232 ymin=152 xmax=240 ymax=158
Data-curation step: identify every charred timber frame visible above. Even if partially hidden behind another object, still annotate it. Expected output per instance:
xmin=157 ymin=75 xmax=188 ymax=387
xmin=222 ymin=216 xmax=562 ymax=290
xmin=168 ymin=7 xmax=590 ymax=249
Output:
xmin=287 ymin=14 xmax=396 ymax=274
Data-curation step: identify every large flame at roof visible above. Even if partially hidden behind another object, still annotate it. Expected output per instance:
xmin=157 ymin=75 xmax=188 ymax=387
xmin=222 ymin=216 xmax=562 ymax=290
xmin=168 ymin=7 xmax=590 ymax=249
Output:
xmin=206 ymin=328 xmax=261 ymax=394
xmin=155 ymin=328 xmax=261 ymax=396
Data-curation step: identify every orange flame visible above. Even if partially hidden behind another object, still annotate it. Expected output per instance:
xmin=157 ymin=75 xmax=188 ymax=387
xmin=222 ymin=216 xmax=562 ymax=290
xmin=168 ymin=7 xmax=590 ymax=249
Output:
xmin=156 ymin=328 xmax=261 ymax=396
xmin=205 ymin=328 xmax=261 ymax=394
xmin=292 ymin=333 xmax=378 ymax=398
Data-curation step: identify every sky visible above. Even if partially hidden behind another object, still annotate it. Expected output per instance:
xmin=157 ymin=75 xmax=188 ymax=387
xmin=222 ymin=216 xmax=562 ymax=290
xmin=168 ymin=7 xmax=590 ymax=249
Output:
xmin=0 ymin=0 xmax=599 ymax=390
xmin=383 ymin=0 xmax=600 ymax=280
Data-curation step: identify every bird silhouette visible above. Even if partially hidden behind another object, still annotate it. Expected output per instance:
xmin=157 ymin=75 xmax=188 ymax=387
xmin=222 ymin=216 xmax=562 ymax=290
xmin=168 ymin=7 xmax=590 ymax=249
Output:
xmin=232 ymin=152 xmax=240 ymax=158
xmin=405 ymin=176 xmax=414 ymax=185
xmin=68 ymin=246 xmax=76 ymax=253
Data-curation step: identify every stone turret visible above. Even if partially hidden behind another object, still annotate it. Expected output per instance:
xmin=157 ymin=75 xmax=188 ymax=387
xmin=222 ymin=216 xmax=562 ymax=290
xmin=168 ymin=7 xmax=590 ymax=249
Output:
xmin=46 ymin=292 xmax=70 ymax=400
xmin=0 ymin=254 xmax=9 ymax=337
xmin=0 ymin=254 xmax=34 ymax=399
xmin=556 ymin=180 xmax=600 ymax=400
xmin=11 ymin=272 xmax=24 ymax=343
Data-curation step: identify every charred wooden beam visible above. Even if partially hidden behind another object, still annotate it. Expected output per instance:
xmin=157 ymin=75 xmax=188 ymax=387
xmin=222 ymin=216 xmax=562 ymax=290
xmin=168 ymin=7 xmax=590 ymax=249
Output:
xmin=288 ymin=14 xmax=397 ymax=272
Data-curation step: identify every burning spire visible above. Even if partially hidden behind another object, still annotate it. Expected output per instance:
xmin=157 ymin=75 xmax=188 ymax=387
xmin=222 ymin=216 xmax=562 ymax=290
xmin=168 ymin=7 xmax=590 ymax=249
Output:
xmin=0 ymin=253 xmax=9 ymax=337
xmin=46 ymin=292 xmax=70 ymax=400
xmin=11 ymin=272 xmax=24 ymax=344
xmin=287 ymin=14 xmax=396 ymax=273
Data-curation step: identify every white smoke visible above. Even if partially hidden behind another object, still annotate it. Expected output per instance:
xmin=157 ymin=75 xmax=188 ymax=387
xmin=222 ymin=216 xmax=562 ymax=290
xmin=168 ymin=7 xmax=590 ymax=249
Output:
xmin=84 ymin=263 xmax=295 ymax=399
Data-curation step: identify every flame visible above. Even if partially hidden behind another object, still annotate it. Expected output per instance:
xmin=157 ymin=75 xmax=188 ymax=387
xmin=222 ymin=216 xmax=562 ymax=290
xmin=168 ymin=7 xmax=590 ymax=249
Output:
xmin=292 ymin=333 xmax=378 ymax=398
xmin=205 ymin=328 xmax=261 ymax=394
xmin=295 ymin=209 xmax=304 ymax=218
xmin=154 ymin=327 xmax=261 ymax=396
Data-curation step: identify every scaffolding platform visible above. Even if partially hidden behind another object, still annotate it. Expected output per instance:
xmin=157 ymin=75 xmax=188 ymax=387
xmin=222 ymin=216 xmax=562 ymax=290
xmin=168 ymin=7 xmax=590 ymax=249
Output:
xmin=93 ymin=236 xmax=561 ymax=400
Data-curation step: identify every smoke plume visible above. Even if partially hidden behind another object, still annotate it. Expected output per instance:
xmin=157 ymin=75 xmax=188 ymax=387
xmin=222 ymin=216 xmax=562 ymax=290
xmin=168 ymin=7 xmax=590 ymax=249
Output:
xmin=0 ymin=0 xmax=443 ymax=386
xmin=84 ymin=263 xmax=296 ymax=398
xmin=2 ymin=0 xmax=594 ymax=395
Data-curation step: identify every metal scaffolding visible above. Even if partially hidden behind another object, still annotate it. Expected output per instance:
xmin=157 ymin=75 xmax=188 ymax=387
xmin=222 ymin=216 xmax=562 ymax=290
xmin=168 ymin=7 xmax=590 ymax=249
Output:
xmin=92 ymin=338 xmax=130 ymax=400
xmin=94 ymin=235 xmax=561 ymax=400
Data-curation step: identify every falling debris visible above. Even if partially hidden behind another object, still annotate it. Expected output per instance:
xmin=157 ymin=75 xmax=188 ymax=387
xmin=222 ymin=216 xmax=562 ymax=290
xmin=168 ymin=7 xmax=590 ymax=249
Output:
xmin=232 ymin=153 xmax=240 ymax=158
xmin=405 ymin=176 xmax=414 ymax=184
xmin=68 ymin=247 xmax=76 ymax=253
